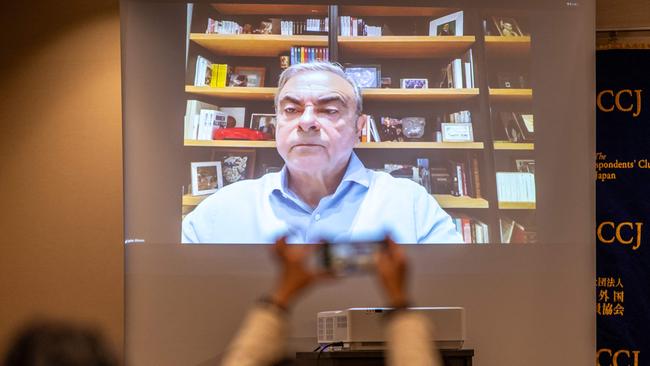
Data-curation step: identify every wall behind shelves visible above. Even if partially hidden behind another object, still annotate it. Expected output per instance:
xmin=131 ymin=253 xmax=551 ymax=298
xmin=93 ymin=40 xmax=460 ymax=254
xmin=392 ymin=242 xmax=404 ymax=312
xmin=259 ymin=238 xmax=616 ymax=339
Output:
xmin=0 ymin=0 xmax=123 ymax=361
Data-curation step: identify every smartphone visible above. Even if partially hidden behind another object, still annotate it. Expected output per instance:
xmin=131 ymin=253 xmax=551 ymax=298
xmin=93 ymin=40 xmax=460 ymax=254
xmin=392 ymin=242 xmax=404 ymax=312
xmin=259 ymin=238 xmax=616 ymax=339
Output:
xmin=315 ymin=240 xmax=385 ymax=276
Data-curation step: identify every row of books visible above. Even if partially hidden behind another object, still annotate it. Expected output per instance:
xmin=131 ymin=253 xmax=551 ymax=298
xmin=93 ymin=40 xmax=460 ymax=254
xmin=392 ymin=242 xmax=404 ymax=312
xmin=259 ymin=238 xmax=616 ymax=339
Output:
xmin=290 ymin=46 xmax=329 ymax=65
xmin=447 ymin=110 xmax=472 ymax=123
xmin=453 ymin=216 xmax=489 ymax=244
xmin=499 ymin=217 xmax=536 ymax=243
xmin=440 ymin=50 xmax=475 ymax=88
xmin=339 ymin=16 xmax=382 ymax=36
xmin=206 ymin=19 xmax=242 ymax=34
xmin=281 ymin=18 xmax=329 ymax=35
xmin=184 ymin=100 xmax=246 ymax=140
xmin=495 ymin=172 xmax=536 ymax=202
xmin=194 ymin=56 xmax=235 ymax=88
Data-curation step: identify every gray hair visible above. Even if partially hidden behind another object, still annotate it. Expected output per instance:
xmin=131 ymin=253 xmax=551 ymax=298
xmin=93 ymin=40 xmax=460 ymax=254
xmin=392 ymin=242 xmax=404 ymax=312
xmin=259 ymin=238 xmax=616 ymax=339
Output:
xmin=275 ymin=61 xmax=363 ymax=116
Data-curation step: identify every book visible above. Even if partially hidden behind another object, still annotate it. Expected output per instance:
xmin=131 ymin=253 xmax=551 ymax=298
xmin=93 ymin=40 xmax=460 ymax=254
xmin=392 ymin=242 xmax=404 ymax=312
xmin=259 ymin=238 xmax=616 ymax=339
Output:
xmin=194 ymin=56 xmax=213 ymax=87
xmin=496 ymin=172 xmax=536 ymax=202
xmin=185 ymin=100 xmax=219 ymax=139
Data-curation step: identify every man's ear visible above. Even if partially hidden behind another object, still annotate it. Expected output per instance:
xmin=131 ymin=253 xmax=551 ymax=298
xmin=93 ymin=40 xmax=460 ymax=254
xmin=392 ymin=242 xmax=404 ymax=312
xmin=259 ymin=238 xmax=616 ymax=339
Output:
xmin=356 ymin=114 xmax=367 ymax=137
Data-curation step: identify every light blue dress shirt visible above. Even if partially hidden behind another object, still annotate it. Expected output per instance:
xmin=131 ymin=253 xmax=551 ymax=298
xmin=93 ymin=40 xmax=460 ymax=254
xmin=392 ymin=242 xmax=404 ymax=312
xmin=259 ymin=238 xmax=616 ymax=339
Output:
xmin=182 ymin=153 xmax=463 ymax=244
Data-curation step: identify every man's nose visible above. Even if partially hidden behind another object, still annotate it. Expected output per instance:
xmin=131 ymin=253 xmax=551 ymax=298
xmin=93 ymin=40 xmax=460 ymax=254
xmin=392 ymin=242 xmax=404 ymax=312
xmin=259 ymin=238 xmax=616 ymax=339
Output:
xmin=297 ymin=105 xmax=320 ymax=131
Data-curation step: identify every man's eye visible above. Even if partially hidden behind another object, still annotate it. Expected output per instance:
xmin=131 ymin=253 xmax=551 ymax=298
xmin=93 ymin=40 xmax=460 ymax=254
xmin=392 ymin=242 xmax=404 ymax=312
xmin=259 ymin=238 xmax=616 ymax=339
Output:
xmin=284 ymin=107 xmax=297 ymax=113
xmin=324 ymin=109 xmax=339 ymax=115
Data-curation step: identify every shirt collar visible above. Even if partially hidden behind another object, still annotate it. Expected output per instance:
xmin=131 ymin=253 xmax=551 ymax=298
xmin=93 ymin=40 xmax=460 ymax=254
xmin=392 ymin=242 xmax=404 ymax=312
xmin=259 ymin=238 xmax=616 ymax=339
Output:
xmin=269 ymin=152 xmax=370 ymax=197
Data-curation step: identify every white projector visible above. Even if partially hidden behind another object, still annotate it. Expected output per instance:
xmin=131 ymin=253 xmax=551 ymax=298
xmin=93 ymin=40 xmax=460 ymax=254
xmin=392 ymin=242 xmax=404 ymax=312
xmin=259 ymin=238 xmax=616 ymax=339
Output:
xmin=317 ymin=307 xmax=465 ymax=350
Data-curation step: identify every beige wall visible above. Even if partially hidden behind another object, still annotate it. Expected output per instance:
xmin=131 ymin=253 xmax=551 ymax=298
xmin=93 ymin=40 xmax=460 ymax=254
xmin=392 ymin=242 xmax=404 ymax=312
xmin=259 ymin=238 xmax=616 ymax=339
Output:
xmin=597 ymin=0 xmax=650 ymax=30
xmin=0 ymin=0 xmax=123 ymax=360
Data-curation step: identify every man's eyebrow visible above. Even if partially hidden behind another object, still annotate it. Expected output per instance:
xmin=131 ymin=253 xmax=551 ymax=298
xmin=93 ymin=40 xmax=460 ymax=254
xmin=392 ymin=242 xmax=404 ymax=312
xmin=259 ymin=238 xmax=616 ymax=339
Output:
xmin=278 ymin=94 xmax=303 ymax=105
xmin=317 ymin=94 xmax=348 ymax=106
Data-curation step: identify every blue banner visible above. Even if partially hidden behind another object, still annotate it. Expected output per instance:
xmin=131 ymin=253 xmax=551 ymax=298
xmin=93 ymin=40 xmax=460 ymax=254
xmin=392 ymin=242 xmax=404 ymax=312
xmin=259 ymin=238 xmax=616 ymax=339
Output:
xmin=596 ymin=50 xmax=650 ymax=366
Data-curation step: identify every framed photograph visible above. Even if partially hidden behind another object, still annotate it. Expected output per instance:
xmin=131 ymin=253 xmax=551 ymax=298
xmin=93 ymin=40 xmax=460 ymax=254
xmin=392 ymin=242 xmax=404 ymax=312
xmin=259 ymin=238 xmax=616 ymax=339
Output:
xmin=211 ymin=149 xmax=256 ymax=185
xmin=429 ymin=11 xmax=463 ymax=36
xmin=344 ymin=65 xmax=381 ymax=88
xmin=233 ymin=66 xmax=266 ymax=87
xmin=190 ymin=161 xmax=223 ymax=196
xmin=250 ymin=113 xmax=277 ymax=138
xmin=492 ymin=16 xmax=523 ymax=37
xmin=500 ymin=112 xmax=525 ymax=142
xmin=400 ymin=78 xmax=428 ymax=89
xmin=381 ymin=77 xmax=392 ymax=88
xmin=229 ymin=74 xmax=248 ymax=87
xmin=515 ymin=159 xmax=536 ymax=174
xmin=441 ymin=123 xmax=474 ymax=142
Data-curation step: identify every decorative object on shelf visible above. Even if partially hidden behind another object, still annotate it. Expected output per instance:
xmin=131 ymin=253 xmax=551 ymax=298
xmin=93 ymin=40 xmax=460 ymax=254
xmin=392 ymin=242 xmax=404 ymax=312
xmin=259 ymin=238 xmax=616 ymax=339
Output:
xmin=429 ymin=11 xmax=463 ymax=36
xmin=380 ymin=77 xmax=391 ymax=88
xmin=250 ymin=113 xmax=277 ymax=139
xmin=441 ymin=123 xmax=474 ymax=142
xmin=212 ymin=149 xmax=256 ymax=185
xmin=254 ymin=20 xmax=273 ymax=34
xmin=229 ymin=74 xmax=248 ymax=87
xmin=379 ymin=117 xmax=404 ymax=142
xmin=500 ymin=112 xmax=525 ymax=142
xmin=401 ymin=117 xmax=426 ymax=139
xmin=492 ymin=16 xmax=523 ymax=37
xmin=233 ymin=66 xmax=266 ymax=87
xmin=243 ymin=24 xmax=253 ymax=34
xmin=279 ymin=55 xmax=290 ymax=70
xmin=220 ymin=107 xmax=246 ymax=128
xmin=401 ymin=78 xmax=428 ymax=89
xmin=496 ymin=72 xmax=526 ymax=88
xmin=212 ymin=128 xmax=269 ymax=141
xmin=191 ymin=161 xmax=223 ymax=196
xmin=518 ymin=113 xmax=534 ymax=140
xmin=206 ymin=19 xmax=243 ymax=34
xmin=515 ymin=159 xmax=535 ymax=174
xmin=344 ymin=64 xmax=381 ymax=88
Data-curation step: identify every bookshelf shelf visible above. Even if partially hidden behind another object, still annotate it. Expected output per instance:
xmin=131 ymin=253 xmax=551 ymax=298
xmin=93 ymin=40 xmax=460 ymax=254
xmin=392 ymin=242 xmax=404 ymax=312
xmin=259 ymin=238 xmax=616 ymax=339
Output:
xmin=184 ymin=140 xmax=484 ymax=150
xmin=340 ymin=6 xmax=457 ymax=17
xmin=363 ymin=88 xmax=479 ymax=102
xmin=488 ymin=88 xmax=533 ymax=103
xmin=211 ymin=4 xmax=328 ymax=15
xmin=186 ymin=86 xmax=479 ymax=102
xmin=485 ymin=36 xmax=531 ymax=57
xmin=498 ymin=201 xmax=536 ymax=210
xmin=185 ymin=139 xmax=277 ymax=148
xmin=493 ymin=141 xmax=534 ymax=150
xmin=183 ymin=194 xmax=208 ymax=206
xmin=338 ymin=36 xmax=475 ymax=59
xmin=190 ymin=34 xmax=328 ymax=57
xmin=434 ymin=195 xmax=489 ymax=208
xmin=184 ymin=193 xmax=487 ymax=209
xmin=186 ymin=86 xmax=276 ymax=100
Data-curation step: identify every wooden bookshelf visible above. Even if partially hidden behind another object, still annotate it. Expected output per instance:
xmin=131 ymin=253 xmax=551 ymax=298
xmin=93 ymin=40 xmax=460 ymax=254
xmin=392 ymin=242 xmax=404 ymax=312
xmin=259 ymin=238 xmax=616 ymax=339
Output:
xmin=190 ymin=34 xmax=327 ymax=57
xmin=338 ymin=36 xmax=475 ymax=59
xmin=211 ymin=4 xmax=328 ymax=15
xmin=340 ymin=6 xmax=457 ymax=17
xmin=498 ymin=201 xmax=536 ymax=210
xmin=184 ymin=193 xmax=487 ymax=209
xmin=186 ymin=86 xmax=479 ymax=102
xmin=434 ymin=195 xmax=489 ymax=209
xmin=489 ymin=88 xmax=533 ymax=103
xmin=185 ymin=140 xmax=484 ymax=150
xmin=185 ymin=86 xmax=276 ymax=100
xmin=485 ymin=36 xmax=531 ymax=57
xmin=363 ymin=88 xmax=479 ymax=102
xmin=493 ymin=141 xmax=534 ymax=150
xmin=185 ymin=139 xmax=276 ymax=148
xmin=183 ymin=194 xmax=208 ymax=206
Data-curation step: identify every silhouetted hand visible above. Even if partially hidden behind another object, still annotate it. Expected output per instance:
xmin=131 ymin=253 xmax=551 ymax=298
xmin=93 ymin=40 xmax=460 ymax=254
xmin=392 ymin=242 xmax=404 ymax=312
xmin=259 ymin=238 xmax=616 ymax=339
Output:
xmin=269 ymin=237 xmax=328 ymax=309
xmin=375 ymin=236 xmax=410 ymax=308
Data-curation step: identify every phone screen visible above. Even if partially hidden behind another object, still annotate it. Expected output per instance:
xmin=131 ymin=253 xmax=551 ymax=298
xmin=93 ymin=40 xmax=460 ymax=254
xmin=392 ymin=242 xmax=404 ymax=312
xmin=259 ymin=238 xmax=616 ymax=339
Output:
xmin=317 ymin=241 xmax=385 ymax=276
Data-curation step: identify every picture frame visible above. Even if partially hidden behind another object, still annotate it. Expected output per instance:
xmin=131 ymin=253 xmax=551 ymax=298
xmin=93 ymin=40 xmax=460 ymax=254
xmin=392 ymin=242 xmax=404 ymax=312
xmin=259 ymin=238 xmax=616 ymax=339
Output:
xmin=492 ymin=16 xmax=524 ymax=37
xmin=429 ymin=11 xmax=463 ymax=36
xmin=441 ymin=122 xmax=474 ymax=142
xmin=515 ymin=159 xmax=536 ymax=174
xmin=211 ymin=149 xmax=256 ymax=185
xmin=250 ymin=113 xmax=277 ymax=139
xmin=400 ymin=78 xmax=428 ymax=89
xmin=190 ymin=161 xmax=223 ymax=196
xmin=233 ymin=66 xmax=266 ymax=87
xmin=344 ymin=65 xmax=381 ymax=88
xmin=500 ymin=112 xmax=525 ymax=142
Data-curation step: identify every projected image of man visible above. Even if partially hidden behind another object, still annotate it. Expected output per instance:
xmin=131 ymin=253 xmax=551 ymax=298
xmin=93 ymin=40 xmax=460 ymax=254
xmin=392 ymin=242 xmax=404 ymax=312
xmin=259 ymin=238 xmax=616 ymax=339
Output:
xmin=182 ymin=62 xmax=462 ymax=244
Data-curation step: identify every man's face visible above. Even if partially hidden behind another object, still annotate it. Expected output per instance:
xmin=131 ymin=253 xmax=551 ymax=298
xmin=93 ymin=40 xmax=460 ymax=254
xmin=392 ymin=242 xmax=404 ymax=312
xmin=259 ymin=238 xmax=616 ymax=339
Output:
xmin=275 ymin=71 xmax=364 ymax=175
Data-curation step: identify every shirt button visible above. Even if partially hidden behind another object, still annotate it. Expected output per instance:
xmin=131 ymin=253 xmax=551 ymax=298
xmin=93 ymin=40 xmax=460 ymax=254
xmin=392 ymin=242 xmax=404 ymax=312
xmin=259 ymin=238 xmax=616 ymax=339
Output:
xmin=314 ymin=214 xmax=321 ymax=221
